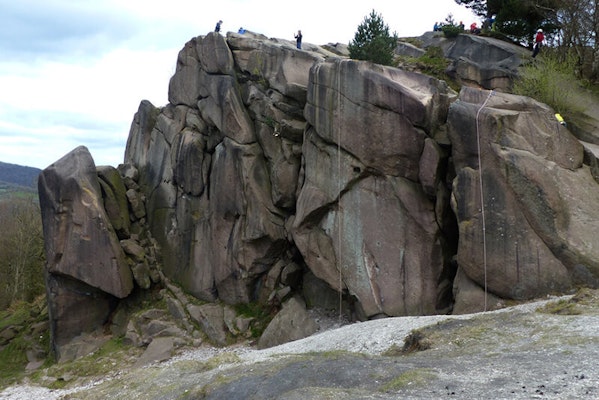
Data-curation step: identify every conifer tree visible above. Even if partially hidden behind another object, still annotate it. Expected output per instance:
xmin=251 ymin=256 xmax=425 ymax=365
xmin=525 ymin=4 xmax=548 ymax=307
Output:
xmin=348 ymin=10 xmax=398 ymax=66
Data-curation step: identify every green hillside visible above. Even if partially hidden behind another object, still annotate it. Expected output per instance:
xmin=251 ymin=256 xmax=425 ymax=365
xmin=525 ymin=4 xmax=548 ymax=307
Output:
xmin=0 ymin=162 xmax=40 ymax=199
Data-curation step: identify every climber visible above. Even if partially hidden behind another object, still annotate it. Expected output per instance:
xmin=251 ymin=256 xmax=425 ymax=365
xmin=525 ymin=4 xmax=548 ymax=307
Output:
xmin=532 ymin=29 xmax=545 ymax=58
xmin=215 ymin=20 xmax=223 ymax=33
xmin=294 ymin=30 xmax=303 ymax=49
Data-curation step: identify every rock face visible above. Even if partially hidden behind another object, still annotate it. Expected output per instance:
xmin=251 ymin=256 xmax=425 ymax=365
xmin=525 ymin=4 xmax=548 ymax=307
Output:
xmin=123 ymin=32 xmax=461 ymax=320
xmin=124 ymin=31 xmax=334 ymax=306
xmin=38 ymin=147 xmax=134 ymax=358
xmin=295 ymin=59 xmax=454 ymax=317
xmin=412 ymin=32 xmax=530 ymax=91
xmin=449 ymin=88 xmax=599 ymax=301
xmin=39 ymin=29 xmax=599 ymax=356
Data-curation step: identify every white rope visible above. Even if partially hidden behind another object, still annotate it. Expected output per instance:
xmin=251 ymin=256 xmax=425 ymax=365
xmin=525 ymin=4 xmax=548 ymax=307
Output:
xmin=475 ymin=90 xmax=494 ymax=312
xmin=336 ymin=60 xmax=343 ymax=321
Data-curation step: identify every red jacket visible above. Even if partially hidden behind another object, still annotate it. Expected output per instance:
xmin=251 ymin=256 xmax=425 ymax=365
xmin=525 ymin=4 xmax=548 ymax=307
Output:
xmin=535 ymin=32 xmax=545 ymax=43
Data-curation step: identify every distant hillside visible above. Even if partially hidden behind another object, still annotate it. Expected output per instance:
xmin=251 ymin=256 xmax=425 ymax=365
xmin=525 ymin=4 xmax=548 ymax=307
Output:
xmin=0 ymin=161 xmax=41 ymax=192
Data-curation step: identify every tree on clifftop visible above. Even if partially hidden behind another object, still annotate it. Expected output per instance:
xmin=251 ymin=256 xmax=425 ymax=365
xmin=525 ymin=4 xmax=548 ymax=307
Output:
xmin=454 ymin=0 xmax=560 ymax=45
xmin=348 ymin=10 xmax=398 ymax=66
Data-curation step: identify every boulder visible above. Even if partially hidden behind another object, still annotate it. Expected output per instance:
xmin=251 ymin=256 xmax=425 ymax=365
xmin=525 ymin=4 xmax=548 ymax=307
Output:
xmin=417 ymin=32 xmax=530 ymax=91
xmin=187 ymin=303 xmax=229 ymax=346
xmin=133 ymin=337 xmax=177 ymax=368
xmin=305 ymin=58 xmax=450 ymax=179
xmin=445 ymin=34 xmax=529 ymax=91
xmin=395 ymin=41 xmax=426 ymax=58
xmin=448 ymin=87 xmax=599 ymax=299
xmin=38 ymin=146 xmax=134 ymax=358
xmin=257 ymin=296 xmax=318 ymax=349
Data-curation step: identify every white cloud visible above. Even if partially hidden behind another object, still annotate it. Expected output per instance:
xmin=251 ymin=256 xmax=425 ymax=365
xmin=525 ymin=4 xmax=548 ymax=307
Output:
xmin=0 ymin=0 xmax=478 ymax=169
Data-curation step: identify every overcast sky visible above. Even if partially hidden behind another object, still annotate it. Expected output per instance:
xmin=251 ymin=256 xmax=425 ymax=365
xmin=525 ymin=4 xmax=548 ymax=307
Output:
xmin=0 ymin=0 xmax=477 ymax=170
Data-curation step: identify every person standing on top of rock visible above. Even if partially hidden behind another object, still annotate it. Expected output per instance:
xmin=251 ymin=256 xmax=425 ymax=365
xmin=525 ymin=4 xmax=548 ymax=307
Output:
xmin=532 ymin=28 xmax=545 ymax=58
xmin=215 ymin=20 xmax=223 ymax=33
xmin=294 ymin=30 xmax=303 ymax=49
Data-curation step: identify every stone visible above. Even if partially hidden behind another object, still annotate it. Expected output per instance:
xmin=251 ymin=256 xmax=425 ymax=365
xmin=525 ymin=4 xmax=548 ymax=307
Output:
xmin=120 ymin=239 xmax=146 ymax=263
xmin=97 ymin=165 xmax=131 ymax=239
xmin=258 ymin=296 xmax=318 ymax=349
xmin=38 ymin=146 xmax=134 ymax=298
xmin=125 ymin=188 xmax=146 ymax=220
xmin=417 ymin=32 xmax=530 ymax=91
xmin=187 ymin=303 xmax=228 ymax=346
xmin=133 ymin=337 xmax=176 ymax=368
xmin=131 ymin=263 xmax=152 ymax=289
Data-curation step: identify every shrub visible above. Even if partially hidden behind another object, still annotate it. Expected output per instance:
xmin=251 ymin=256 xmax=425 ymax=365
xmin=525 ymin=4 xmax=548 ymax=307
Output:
xmin=512 ymin=48 xmax=584 ymax=118
xmin=348 ymin=10 xmax=398 ymax=66
xmin=440 ymin=13 xmax=464 ymax=38
xmin=441 ymin=24 xmax=463 ymax=38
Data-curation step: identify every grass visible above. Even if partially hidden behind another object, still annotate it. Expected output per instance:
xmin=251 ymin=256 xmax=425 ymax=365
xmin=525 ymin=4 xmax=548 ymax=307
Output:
xmin=382 ymin=329 xmax=432 ymax=356
xmin=536 ymin=288 xmax=599 ymax=315
xmin=0 ymin=336 xmax=29 ymax=385
xmin=536 ymin=299 xmax=581 ymax=315
xmin=395 ymin=46 xmax=458 ymax=91
xmin=380 ymin=368 xmax=437 ymax=392
xmin=39 ymin=337 xmax=140 ymax=388
xmin=0 ymin=303 xmax=31 ymax=331
xmin=0 ymin=297 xmax=49 ymax=388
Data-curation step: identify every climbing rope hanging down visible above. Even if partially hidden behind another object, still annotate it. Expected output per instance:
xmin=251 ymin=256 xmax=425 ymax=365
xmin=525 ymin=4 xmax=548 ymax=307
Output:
xmin=475 ymin=89 xmax=494 ymax=312
xmin=336 ymin=60 xmax=344 ymax=321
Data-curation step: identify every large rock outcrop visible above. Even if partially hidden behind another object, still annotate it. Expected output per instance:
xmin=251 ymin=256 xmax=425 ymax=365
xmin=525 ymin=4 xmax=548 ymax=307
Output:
xmin=123 ymin=32 xmax=461 ymax=319
xmin=39 ymin=29 xmax=599 ymax=356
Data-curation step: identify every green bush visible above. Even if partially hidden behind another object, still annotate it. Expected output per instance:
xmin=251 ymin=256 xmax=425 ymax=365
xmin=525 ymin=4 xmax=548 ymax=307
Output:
xmin=441 ymin=24 xmax=463 ymax=38
xmin=349 ymin=9 xmax=398 ymax=66
xmin=439 ymin=13 xmax=464 ymax=39
xmin=513 ymin=49 xmax=584 ymax=118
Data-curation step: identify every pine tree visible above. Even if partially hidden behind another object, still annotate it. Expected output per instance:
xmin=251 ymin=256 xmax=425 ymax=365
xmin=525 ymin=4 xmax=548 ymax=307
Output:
xmin=348 ymin=10 xmax=398 ymax=66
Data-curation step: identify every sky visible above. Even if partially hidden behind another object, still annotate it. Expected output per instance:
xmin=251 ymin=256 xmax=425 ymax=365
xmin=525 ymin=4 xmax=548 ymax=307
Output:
xmin=0 ymin=0 xmax=478 ymax=170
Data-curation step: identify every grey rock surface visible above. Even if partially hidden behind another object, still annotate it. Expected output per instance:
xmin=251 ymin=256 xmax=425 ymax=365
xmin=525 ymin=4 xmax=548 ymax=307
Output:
xmin=4 ymin=292 xmax=598 ymax=399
